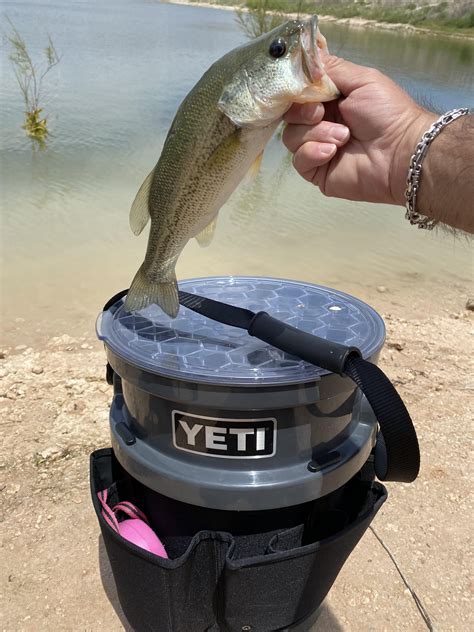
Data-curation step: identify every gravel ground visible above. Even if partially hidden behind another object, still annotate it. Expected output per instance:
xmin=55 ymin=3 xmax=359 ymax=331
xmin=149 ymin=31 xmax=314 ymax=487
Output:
xmin=1 ymin=285 xmax=473 ymax=632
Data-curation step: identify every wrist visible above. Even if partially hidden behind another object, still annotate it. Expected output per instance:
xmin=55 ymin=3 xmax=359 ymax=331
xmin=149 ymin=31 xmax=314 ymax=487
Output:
xmin=412 ymin=113 xmax=473 ymax=232
xmin=389 ymin=109 xmax=438 ymax=206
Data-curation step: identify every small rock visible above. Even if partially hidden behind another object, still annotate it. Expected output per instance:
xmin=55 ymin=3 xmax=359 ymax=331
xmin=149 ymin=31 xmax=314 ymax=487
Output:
xmin=387 ymin=341 xmax=405 ymax=352
xmin=31 ymin=366 xmax=44 ymax=375
xmin=466 ymin=298 xmax=474 ymax=312
xmin=47 ymin=334 xmax=77 ymax=348
xmin=0 ymin=367 xmax=8 ymax=378
xmin=80 ymin=343 xmax=89 ymax=349
xmin=376 ymin=286 xmax=388 ymax=293
xmin=15 ymin=344 xmax=27 ymax=351
xmin=35 ymin=446 xmax=61 ymax=464
xmin=0 ymin=350 xmax=7 ymax=359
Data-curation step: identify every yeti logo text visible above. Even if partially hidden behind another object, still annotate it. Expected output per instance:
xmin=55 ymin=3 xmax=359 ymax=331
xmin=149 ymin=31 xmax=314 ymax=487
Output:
xmin=172 ymin=411 xmax=276 ymax=458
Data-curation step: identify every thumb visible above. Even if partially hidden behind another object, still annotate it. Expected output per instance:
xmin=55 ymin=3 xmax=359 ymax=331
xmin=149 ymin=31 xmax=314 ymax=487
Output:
xmin=322 ymin=54 xmax=377 ymax=97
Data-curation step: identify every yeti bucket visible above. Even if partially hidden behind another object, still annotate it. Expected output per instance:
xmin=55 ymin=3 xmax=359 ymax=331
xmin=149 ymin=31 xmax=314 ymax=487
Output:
xmin=91 ymin=276 xmax=418 ymax=631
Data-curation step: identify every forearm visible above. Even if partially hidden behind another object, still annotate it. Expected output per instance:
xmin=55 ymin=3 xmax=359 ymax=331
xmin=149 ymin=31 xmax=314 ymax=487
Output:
xmin=417 ymin=115 xmax=474 ymax=233
xmin=394 ymin=113 xmax=474 ymax=233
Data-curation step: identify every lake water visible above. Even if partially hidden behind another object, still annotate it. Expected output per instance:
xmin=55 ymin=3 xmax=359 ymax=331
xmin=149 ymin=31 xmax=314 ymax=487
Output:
xmin=1 ymin=0 xmax=473 ymax=344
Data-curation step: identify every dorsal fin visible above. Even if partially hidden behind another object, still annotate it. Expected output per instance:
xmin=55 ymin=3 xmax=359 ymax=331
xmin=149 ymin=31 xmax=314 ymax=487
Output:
xmin=195 ymin=216 xmax=218 ymax=247
xmin=129 ymin=170 xmax=153 ymax=236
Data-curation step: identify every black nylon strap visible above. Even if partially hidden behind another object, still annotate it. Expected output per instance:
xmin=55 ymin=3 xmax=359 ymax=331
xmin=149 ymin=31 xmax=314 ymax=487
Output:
xmin=177 ymin=292 xmax=420 ymax=482
xmin=344 ymin=356 xmax=420 ymax=482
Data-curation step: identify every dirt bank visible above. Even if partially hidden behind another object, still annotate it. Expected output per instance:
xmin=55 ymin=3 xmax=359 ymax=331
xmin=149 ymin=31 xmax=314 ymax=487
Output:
xmin=165 ymin=0 xmax=474 ymax=39
xmin=1 ymin=281 xmax=473 ymax=630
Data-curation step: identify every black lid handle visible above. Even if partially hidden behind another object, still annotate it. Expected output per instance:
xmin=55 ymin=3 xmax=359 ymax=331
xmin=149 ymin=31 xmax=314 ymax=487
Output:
xmin=248 ymin=311 xmax=361 ymax=375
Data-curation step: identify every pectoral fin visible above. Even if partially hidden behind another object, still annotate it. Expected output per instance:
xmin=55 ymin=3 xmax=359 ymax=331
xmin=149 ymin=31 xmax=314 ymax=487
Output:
xmin=195 ymin=216 xmax=218 ymax=247
xmin=129 ymin=170 xmax=153 ymax=236
xmin=249 ymin=151 xmax=264 ymax=178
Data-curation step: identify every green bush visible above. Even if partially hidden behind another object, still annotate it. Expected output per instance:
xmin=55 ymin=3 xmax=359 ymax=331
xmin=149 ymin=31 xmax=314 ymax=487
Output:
xmin=5 ymin=17 xmax=60 ymax=144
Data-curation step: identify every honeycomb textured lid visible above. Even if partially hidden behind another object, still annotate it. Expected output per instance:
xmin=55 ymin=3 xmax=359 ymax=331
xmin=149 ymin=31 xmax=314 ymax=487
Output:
xmin=97 ymin=276 xmax=385 ymax=386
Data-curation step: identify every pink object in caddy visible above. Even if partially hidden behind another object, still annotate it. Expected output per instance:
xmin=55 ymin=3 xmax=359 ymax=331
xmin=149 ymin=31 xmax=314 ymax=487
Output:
xmin=97 ymin=489 xmax=168 ymax=558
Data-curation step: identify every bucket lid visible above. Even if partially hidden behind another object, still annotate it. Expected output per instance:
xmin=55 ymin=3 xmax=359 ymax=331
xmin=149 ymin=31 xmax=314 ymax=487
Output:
xmin=97 ymin=276 xmax=385 ymax=386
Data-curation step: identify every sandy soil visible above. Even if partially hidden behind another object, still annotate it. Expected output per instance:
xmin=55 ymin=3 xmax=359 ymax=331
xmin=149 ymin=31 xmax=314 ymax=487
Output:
xmin=1 ymin=280 xmax=473 ymax=631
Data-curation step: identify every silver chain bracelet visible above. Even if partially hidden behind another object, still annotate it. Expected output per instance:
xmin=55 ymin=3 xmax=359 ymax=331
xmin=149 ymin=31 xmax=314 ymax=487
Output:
xmin=405 ymin=107 xmax=470 ymax=229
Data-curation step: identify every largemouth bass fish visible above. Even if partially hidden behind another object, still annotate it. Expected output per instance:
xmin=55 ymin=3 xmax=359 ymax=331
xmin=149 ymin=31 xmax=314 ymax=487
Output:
xmin=125 ymin=15 xmax=339 ymax=316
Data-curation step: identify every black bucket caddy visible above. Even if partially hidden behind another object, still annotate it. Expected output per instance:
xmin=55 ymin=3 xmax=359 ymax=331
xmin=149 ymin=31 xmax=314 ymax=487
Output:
xmin=91 ymin=276 xmax=419 ymax=632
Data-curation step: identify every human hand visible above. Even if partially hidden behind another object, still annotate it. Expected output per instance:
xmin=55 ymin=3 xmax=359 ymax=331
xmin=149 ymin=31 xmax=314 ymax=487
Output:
xmin=282 ymin=56 xmax=436 ymax=206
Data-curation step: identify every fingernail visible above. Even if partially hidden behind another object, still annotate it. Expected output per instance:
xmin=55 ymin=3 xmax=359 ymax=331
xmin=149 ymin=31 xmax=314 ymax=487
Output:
xmin=331 ymin=126 xmax=350 ymax=142
xmin=320 ymin=143 xmax=337 ymax=156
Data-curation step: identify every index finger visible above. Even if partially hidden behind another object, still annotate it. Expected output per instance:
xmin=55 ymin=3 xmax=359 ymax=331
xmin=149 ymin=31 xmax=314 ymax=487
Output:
xmin=284 ymin=102 xmax=325 ymax=125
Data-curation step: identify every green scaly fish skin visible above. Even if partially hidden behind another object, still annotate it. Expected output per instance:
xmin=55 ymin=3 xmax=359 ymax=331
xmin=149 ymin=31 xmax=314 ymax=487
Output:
xmin=125 ymin=15 xmax=339 ymax=317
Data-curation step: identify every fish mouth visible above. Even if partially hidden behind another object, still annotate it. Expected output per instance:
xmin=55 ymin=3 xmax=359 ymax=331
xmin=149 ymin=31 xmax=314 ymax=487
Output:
xmin=299 ymin=16 xmax=340 ymax=102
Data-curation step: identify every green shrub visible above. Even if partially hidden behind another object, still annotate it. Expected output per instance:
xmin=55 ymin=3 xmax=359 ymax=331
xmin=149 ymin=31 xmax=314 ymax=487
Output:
xmin=5 ymin=17 xmax=60 ymax=144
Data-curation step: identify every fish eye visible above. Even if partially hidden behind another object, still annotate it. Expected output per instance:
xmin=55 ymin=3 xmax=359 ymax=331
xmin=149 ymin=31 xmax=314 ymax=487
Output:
xmin=269 ymin=38 xmax=287 ymax=59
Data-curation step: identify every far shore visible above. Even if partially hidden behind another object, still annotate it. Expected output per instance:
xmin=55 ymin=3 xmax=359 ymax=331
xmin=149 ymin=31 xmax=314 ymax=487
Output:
xmin=164 ymin=0 xmax=474 ymax=40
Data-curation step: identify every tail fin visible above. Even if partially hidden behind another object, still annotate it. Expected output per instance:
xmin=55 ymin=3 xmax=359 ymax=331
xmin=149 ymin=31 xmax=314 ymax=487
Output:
xmin=124 ymin=265 xmax=179 ymax=318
